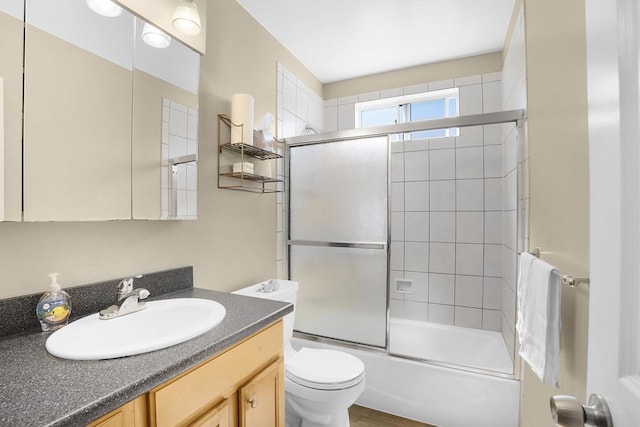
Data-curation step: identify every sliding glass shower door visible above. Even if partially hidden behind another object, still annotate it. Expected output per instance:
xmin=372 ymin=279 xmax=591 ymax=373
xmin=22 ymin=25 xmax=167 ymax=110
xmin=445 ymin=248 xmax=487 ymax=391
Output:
xmin=288 ymin=136 xmax=388 ymax=348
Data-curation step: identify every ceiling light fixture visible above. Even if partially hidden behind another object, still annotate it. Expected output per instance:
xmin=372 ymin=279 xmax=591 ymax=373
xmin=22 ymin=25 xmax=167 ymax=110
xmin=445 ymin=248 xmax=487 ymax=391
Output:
xmin=85 ymin=0 xmax=123 ymax=17
xmin=142 ymin=23 xmax=171 ymax=48
xmin=172 ymin=0 xmax=201 ymax=36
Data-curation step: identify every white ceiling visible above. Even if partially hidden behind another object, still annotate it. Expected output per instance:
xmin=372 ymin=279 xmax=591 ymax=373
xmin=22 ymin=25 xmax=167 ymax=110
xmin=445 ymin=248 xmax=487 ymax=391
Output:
xmin=236 ymin=0 xmax=516 ymax=84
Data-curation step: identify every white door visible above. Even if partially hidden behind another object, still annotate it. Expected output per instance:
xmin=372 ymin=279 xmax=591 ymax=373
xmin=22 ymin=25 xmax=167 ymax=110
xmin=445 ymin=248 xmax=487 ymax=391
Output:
xmin=586 ymin=0 xmax=640 ymax=425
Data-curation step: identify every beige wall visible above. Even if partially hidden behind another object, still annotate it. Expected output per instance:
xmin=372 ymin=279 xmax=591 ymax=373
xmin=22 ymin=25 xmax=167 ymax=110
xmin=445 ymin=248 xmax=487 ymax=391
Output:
xmin=323 ymin=52 xmax=502 ymax=100
xmin=520 ymin=0 xmax=590 ymax=425
xmin=0 ymin=0 xmax=321 ymax=298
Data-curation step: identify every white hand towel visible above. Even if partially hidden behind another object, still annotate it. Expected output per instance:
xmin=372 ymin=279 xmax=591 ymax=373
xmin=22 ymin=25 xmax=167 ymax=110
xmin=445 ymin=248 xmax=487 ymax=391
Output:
xmin=516 ymin=252 xmax=562 ymax=387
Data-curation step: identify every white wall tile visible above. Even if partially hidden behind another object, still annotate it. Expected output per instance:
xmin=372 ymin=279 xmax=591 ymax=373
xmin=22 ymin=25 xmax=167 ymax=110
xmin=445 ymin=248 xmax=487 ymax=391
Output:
xmin=390 ymin=270 xmax=406 ymax=301
xmin=324 ymin=106 xmax=338 ymax=132
xmin=169 ymin=134 xmax=187 ymax=158
xmin=455 ymin=275 xmax=483 ymax=308
xmin=405 ymin=139 xmax=430 ymax=151
xmin=429 ymin=303 xmax=454 ymax=325
xmin=459 ymin=84 xmax=483 ymax=115
xmin=485 ymin=211 xmax=502 ymax=244
xmin=484 ymin=178 xmax=503 ymax=211
xmin=391 ymin=241 xmax=404 ymax=270
xmin=404 ymin=83 xmax=429 ymax=95
xmin=428 ymin=273 xmax=454 ymax=304
xmin=381 ymin=87 xmax=404 ymax=98
xmin=483 ymin=277 xmax=503 ymax=310
xmin=456 ymin=211 xmax=484 ymax=243
xmin=455 ymin=306 xmax=482 ymax=328
xmin=454 ymin=74 xmax=482 ymax=86
xmin=405 ymin=212 xmax=429 ymax=242
xmin=405 ymin=181 xmax=429 ymax=211
xmin=484 ymin=244 xmax=502 ymax=277
xmin=187 ymin=112 xmax=198 ymax=141
xmin=456 ymin=179 xmax=484 ymax=211
xmin=296 ymin=87 xmax=309 ymax=122
xmin=483 ymin=124 xmax=503 ymax=146
xmin=484 ymin=145 xmax=502 ymax=178
xmin=456 ymin=147 xmax=484 ymax=179
xmin=404 ymin=301 xmax=428 ymax=321
xmin=338 ymin=94 xmax=359 ymax=105
xmin=482 ymin=309 xmax=502 ymax=332
xmin=391 ymin=153 xmax=404 ymax=182
xmin=404 ymin=151 xmax=429 ymax=181
xmin=505 ymin=171 xmax=517 ymax=210
xmin=283 ymin=77 xmax=297 ymax=112
xmin=428 ymin=79 xmax=454 ymax=91
xmin=456 ymin=125 xmax=483 ymax=148
xmin=429 ymin=149 xmax=455 ymax=180
xmin=405 ymin=242 xmax=429 ymax=272
xmin=186 ymin=164 xmax=197 ymax=190
xmin=482 ymin=81 xmax=502 ymax=113
xmin=430 ymin=243 xmax=456 ymax=274
xmin=324 ymin=98 xmax=338 ymax=107
xmin=391 ymin=141 xmax=405 ymax=153
xmin=405 ymin=271 xmax=429 ymax=302
xmin=337 ymin=103 xmax=355 ymax=130
xmin=358 ymin=91 xmax=380 ymax=102
xmin=503 ymin=129 xmax=518 ymax=174
xmin=309 ymin=99 xmax=324 ymax=131
xmin=456 ymin=244 xmax=484 ymax=275
xmin=282 ymin=110 xmax=297 ymax=138
xmin=391 ymin=183 xmax=404 ymax=211
xmin=390 ymin=299 xmax=404 ymax=318
xmin=482 ymin=71 xmax=502 ymax=83
xmin=430 ymin=180 xmax=455 ymax=211
xmin=431 ymin=211 xmax=455 ymax=242
xmin=428 ymin=136 xmax=455 ymax=150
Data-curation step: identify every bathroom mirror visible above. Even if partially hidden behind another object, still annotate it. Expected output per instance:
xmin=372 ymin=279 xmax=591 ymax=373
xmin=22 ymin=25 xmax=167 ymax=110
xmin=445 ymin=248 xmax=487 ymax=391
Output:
xmin=131 ymin=17 xmax=200 ymax=220
xmin=0 ymin=1 xmax=25 ymax=221
xmin=23 ymin=0 xmax=134 ymax=221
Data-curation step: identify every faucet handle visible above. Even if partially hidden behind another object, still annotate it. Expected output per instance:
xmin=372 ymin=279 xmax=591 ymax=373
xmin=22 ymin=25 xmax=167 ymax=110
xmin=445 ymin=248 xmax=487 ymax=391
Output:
xmin=117 ymin=274 xmax=143 ymax=300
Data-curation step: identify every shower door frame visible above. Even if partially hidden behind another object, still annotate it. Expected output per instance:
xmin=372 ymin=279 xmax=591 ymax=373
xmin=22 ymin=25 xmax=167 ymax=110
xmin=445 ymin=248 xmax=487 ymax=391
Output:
xmin=285 ymin=109 xmax=526 ymax=379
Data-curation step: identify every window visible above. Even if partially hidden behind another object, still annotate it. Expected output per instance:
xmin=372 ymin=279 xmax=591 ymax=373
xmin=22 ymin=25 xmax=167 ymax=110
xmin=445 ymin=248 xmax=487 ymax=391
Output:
xmin=356 ymin=88 xmax=459 ymax=139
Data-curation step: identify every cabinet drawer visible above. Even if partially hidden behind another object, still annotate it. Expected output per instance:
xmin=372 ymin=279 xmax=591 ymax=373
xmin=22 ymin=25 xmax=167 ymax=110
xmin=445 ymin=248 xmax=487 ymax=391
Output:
xmin=150 ymin=321 xmax=282 ymax=427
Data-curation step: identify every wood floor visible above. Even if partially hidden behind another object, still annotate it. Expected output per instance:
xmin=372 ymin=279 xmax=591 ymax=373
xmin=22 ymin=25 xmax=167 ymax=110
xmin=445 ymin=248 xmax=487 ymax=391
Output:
xmin=349 ymin=405 xmax=435 ymax=427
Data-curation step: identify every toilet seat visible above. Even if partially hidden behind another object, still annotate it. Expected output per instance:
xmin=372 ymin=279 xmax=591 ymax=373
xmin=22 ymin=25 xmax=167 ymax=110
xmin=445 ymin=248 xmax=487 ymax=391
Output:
xmin=285 ymin=348 xmax=365 ymax=390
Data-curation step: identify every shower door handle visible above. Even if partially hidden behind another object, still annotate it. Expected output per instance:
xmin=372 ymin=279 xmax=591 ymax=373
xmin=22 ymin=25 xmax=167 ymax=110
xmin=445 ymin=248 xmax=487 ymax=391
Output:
xmin=550 ymin=394 xmax=613 ymax=427
xmin=287 ymin=240 xmax=386 ymax=250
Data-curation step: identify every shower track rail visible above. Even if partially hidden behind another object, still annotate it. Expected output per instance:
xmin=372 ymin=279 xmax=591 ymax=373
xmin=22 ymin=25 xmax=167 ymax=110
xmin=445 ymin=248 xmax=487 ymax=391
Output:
xmin=285 ymin=109 xmax=526 ymax=146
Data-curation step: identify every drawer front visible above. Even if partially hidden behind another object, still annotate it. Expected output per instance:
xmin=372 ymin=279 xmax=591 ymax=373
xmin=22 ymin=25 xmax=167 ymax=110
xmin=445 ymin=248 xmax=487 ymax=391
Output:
xmin=190 ymin=398 xmax=230 ymax=427
xmin=150 ymin=321 xmax=283 ymax=427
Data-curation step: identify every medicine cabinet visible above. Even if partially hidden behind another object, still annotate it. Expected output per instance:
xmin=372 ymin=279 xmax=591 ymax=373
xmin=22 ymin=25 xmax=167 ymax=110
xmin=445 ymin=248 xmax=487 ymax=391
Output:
xmin=1 ymin=0 xmax=201 ymax=221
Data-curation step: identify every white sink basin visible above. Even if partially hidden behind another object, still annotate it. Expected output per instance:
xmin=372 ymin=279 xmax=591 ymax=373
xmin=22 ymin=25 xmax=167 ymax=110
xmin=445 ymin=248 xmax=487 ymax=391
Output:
xmin=46 ymin=298 xmax=226 ymax=360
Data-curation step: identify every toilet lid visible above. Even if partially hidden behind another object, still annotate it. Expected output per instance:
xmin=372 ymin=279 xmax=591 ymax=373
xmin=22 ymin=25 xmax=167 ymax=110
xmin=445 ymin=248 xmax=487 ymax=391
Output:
xmin=285 ymin=348 xmax=365 ymax=390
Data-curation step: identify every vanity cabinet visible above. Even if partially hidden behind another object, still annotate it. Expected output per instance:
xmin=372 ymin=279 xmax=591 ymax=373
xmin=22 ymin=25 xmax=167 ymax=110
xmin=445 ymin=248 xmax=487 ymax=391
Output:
xmin=89 ymin=320 xmax=284 ymax=427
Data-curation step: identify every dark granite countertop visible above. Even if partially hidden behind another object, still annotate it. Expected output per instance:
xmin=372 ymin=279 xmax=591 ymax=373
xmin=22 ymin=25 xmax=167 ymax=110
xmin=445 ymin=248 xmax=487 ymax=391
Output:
xmin=0 ymin=287 xmax=292 ymax=426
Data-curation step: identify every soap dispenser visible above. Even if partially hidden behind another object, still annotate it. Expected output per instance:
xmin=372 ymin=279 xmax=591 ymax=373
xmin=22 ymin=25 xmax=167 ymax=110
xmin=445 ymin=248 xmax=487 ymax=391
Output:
xmin=36 ymin=273 xmax=71 ymax=332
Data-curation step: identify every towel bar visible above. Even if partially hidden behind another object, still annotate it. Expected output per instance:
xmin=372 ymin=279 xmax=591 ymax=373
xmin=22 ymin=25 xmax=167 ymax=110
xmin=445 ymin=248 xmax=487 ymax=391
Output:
xmin=529 ymin=247 xmax=590 ymax=287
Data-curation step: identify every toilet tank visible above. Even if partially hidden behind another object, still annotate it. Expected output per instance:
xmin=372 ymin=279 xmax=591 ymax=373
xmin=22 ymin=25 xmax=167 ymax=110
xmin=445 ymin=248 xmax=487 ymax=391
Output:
xmin=232 ymin=279 xmax=298 ymax=342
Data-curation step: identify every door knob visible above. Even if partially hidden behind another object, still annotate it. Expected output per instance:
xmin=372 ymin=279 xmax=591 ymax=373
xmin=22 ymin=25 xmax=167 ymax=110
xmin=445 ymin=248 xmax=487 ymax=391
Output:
xmin=550 ymin=394 xmax=613 ymax=427
xmin=249 ymin=398 xmax=258 ymax=408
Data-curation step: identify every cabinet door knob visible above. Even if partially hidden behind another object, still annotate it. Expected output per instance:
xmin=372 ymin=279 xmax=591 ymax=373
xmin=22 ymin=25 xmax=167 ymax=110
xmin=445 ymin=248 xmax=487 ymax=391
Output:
xmin=249 ymin=398 xmax=258 ymax=408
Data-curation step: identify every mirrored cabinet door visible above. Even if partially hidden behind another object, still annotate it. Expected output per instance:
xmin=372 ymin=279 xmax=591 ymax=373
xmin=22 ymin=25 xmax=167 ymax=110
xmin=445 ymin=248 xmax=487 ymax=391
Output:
xmin=0 ymin=0 xmax=25 ymax=221
xmin=23 ymin=0 xmax=134 ymax=221
xmin=132 ymin=17 xmax=200 ymax=220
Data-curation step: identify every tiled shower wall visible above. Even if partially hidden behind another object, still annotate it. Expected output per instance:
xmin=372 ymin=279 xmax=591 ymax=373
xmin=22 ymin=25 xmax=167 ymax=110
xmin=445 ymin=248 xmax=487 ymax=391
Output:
xmin=277 ymin=64 xmax=524 ymax=341
xmin=275 ymin=63 xmax=324 ymax=278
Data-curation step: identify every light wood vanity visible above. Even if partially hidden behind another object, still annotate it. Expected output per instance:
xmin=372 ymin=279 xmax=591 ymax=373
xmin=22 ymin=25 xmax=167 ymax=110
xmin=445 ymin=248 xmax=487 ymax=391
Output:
xmin=89 ymin=321 xmax=284 ymax=427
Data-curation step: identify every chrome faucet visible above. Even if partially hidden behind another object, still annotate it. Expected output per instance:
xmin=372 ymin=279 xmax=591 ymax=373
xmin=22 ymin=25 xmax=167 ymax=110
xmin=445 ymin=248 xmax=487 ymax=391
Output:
xmin=99 ymin=276 xmax=150 ymax=320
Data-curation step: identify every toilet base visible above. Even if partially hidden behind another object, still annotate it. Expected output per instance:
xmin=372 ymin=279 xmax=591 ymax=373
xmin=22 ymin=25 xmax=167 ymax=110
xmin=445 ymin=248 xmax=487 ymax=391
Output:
xmin=285 ymin=401 xmax=349 ymax=427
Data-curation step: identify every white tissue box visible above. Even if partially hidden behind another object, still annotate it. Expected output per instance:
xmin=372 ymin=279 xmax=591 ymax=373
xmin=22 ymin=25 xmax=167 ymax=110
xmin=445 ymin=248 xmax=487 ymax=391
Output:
xmin=233 ymin=162 xmax=254 ymax=174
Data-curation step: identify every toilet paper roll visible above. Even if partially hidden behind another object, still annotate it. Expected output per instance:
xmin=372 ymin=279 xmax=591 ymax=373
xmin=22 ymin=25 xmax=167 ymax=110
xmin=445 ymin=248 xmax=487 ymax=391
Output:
xmin=231 ymin=93 xmax=254 ymax=146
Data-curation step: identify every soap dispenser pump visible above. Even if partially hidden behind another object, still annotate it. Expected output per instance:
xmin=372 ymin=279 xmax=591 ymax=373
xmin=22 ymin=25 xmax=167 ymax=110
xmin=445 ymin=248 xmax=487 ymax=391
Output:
xmin=36 ymin=273 xmax=71 ymax=332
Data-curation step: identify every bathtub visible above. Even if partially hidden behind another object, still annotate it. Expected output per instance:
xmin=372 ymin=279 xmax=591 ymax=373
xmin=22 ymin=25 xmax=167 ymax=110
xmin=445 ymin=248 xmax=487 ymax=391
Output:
xmin=292 ymin=321 xmax=520 ymax=427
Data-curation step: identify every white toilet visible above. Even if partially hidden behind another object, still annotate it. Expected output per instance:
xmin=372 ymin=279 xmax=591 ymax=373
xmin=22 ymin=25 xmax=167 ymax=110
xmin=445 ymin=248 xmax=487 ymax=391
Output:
xmin=233 ymin=279 xmax=365 ymax=427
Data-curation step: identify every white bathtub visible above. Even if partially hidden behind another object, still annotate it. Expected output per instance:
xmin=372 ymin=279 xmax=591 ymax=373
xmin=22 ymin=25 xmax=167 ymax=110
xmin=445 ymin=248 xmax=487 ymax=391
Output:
xmin=291 ymin=333 xmax=520 ymax=427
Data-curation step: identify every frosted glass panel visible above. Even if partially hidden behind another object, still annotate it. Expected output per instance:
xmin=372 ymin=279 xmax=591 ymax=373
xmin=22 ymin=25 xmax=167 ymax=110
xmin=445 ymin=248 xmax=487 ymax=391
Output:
xmin=290 ymin=245 xmax=387 ymax=347
xmin=290 ymin=136 xmax=388 ymax=242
